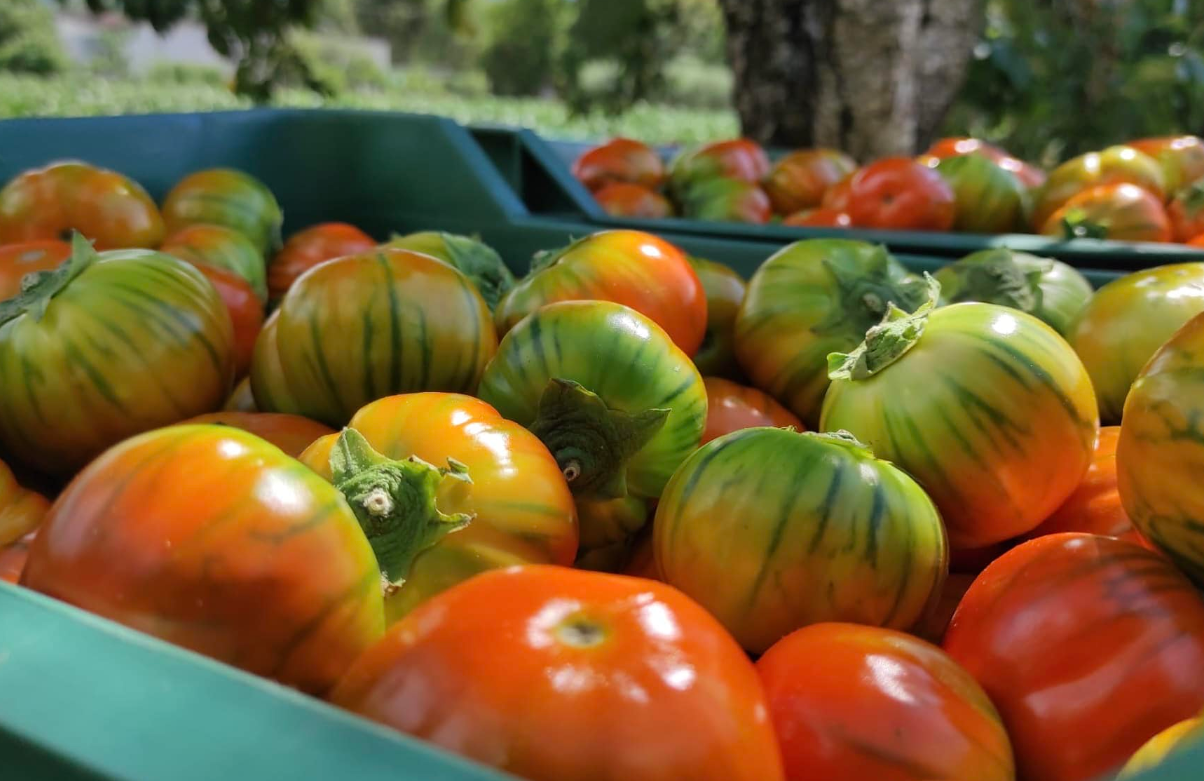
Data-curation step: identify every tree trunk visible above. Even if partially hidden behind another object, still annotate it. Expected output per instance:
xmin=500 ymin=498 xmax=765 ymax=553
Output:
xmin=718 ymin=0 xmax=982 ymax=160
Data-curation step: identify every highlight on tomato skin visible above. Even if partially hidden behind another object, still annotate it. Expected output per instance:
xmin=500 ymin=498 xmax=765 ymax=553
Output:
xmin=842 ymin=157 xmax=957 ymax=231
xmin=700 ymin=376 xmax=802 ymax=445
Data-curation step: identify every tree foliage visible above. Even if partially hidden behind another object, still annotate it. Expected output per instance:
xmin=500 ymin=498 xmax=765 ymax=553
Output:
xmin=0 ymin=0 xmax=70 ymax=75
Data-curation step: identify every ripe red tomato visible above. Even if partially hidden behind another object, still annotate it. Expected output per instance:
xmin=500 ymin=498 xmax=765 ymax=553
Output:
xmin=943 ymin=534 xmax=1204 ymax=781
xmin=1168 ymin=181 xmax=1204 ymax=242
xmin=701 ymin=377 xmax=802 ymax=444
xmin=182 ymin=411 xmax=333 ymax=458
xmin=192 ymin=263 xmax=264 ymax=377
xmin=763 ymin=149 xmax=857 ymax=215
xmin=758 ymin=623 xmax=1014 ymax=781
xmin=572 ymin=138 xmax=666 ymax=191
xmin=782 ymin=208 xmax=852 ymax=228
xmin=593 ymin=182 xmax=674 ymax=219
xmin=844 ymin=158 xmax=956 ymax=231
xmin=267 ymin=222 xmax=376 ymax=303
xmin=332 ymin=565 xmax=785 ymax=781
xmin=1041 ymin=183 xmax=1172 ymax=242
xmin=0 ymin=239 xmax=71 ymax=301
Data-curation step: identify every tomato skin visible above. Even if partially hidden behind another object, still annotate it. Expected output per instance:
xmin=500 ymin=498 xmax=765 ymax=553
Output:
xmin=783 ymin=207 xmax=852 ymax=227
xmin=1128 ymin=136 xmax=1204 ymax=194
xmin=593 ymin=182 xmax=674 ymax=219
xmin=1033 ymin=146 xmax=1166 ymax=229
xmin=1168 ymin=180 xmax=1204 ymax=242
xmin=162 ymin=169 xmax=283 ymax=253
xmin=300 ymin=393 xmax=577 ymax=622
xmin=0 ymin=161 xmax=165 ymax=250
xmin=1025 ymin=427 xmax=1131 ymax=541
xmin=1191 ymin=234 xmax=1204 ymax=247
xmin=763 ymin=149 xmax=857 ymax=215
xmin=669 ymin=138 xmax=771 ymax=193
xmin=1068 ymin=263 xmax=1204 ymax=422
xmin=758 ymin=623 xmax=1014 ymax=781
xmin=1118 ymin=716 xmax=1204 ymax=778
xmin=0 ymin=456 xmax=49 ymax=547
xmin=268 ymin=222 xmax=376 ymax=303
xmin=496 ymin=230 xmax=707 ymax=357
xmin=0 ymin=530 xmax=35 ymax=584
xmin=687 ymin=256 xmax=746 ymax=379
xmin=943 ymin=534 xmax=1204 ymax=781
xmin=182 ymin=411 xmax=332 ymax=458
xmin=701 ymin=377 xmax=801 ymax=444
xmin=192 ymin=263 xmax=264 ymax=377
xmin=161 ymin=224 xmax=268 ymax=302
xmin=935 ymin=153 xmax=1029 ymax=233
xmin=332 ymin=564 xmax=785 ymax=781
xmin=1041 ymin=183 xmax=1172 ymax=242
xmin=680 ymin=178 xmax=773 ymax=224
xmin=821 ymin=173 xmax=854 ymax=211
xmin=0 ymin=240 xmax=71 ymax=301
xmin=254 ymin=247 xmax=497 ymax=427
xmin=22 ymin=425 xmax=385 ymax=694
xmin=844 ymin=158 xmax=956 ymax=231
xmin=655 ymin=428 xmax=947 ymax=654
xmin=572 ymin=137 xmax=666 ymax=191
xmin=381 ymin=231 xmax=515 ymax=312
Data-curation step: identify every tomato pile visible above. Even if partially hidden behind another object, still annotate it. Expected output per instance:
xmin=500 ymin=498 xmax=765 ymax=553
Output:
xmin=6 ymin=156 xmax=1204 ymax=781
xmin=574 ymin=134 xmax=1204 ymax=245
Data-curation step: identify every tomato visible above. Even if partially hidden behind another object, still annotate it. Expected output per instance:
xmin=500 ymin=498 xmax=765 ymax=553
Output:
xmin=669 ymin=138 xmax=771 ymax=193
xmin=224 ymin=376 xmax=257 ymax=412
xmin=299 ymin=393 xmax=576 ymax=622
xmin=332 ymin=564 xmax=785 ymax=781
xmin=496 ymin=230 xmax=705 ymax=356
xmin=655 ymin=428 xmax=947 ymax=653
xmin=943 ymin=534 xmax=1204 ymax=781
xmin=763 ymin=149 xmax=857 ymax=215
xmin=679 ymin=178 xmax=772 ymax=224
xmin=478 ymin=301 xmax=706 ymax=500
xmin=1068 ymin=263 xmax=1204 ymax=422
xmin=1168 ymin=179 xmax=1204 ymax=242
xmin=758 ymin=623 xmax=1014 ymax=781
xmin=162 ymin=169 xmax=283 ymax=253
xmin=913 ymin=572 xmax=976 ymax=644
xmin=192 ymin=263 xmax=264 ymax=377
xmin=782 ymin=208 xmax=852 ymax=227
xmin=1040 ymin=183 xmax=1172 ymax=242
xmin=572 ymin=137 xmax=666 ymax=191
xmin=1119 ymin=716 xmax=1204 ymax=778
xmin=0 ymin=530 xmax=34 ymax=584
xmin=574 ymin=495 xmax=650 ymax=572
xmin=1032 ymin=146 xmax=1165 ymax=229
xmin=1 ymin=455 xmax=49 ymax=547
xmin=382 ymin=231 xmax=515 ymax=312
xmin=701 ymin=377 xmax=801 ymax=445
xmin=935 ymin=153 xmax=1029 ymax=233
xmin=998 ymin=156 xmax=1048 ymax=189
xmin=687 ymin=255 xmax=746 ymax=379
xmin=844 ymin=158 xmax=956 ymax=231
xmin=1118 ymin=310 xmax=1204 ymax=584
xmin=160 ymin=224 xmax=268 ymax=302
xmin=1192 ymin=234 xmax=1204 ymax=247
xmin=0 ymin=240 xmax=71 ymax=301
xmin=1025 ymin=427 xmax=1133 ymax=540
xmin=736 ymin=239 xmax=926 ymax=426
xmin=0 ymin=236 xmax=234 ymax=475
xmin=934 ymin=248 xmax=1093 ymax=336
xmin=821 ymin=174 xmax=854 ymax=211
xmin=252 ymin=247 xmax=497 ymax=426
xmin=925 ymin=137 xmax=1011 ymax=163
xmin=592 ymin=182 xmax=674 ymax=219
xmin=0 ymin=161 xmax=164 ymax=250
xmin=821 ymin=285 xmax=1098 ymax=549
xmin=268 ymin=222 xmax=376 ymax=303
xmin=22 ymin=425 xmax=385 ymax=694
xmin=182 ymin=411 xmax=332 ymax=458
xmin=1128 ymin=135 xmax=1204 ymax=193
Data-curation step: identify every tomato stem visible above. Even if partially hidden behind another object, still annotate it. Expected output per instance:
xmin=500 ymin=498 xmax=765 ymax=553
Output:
xmin=938 ymin=248 xmax=1049 ymax=314
xmin=828 ymin=274 xmax=940 ymax=381
xmin=0 ymin=231 xmax=96 ymax=326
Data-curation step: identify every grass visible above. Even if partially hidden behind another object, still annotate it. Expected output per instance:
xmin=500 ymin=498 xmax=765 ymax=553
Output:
xmin=0 ymin=72 xmax=739 ymax=145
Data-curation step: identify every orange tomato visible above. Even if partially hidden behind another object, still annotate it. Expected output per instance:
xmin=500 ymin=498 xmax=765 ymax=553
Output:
xmin=782 ymin=207 xmax=853 ymax=228
xmin=1033 ymin=146 xmax=1166 ymax=229
xmin=0 ymin=530 xmax=34 ymax=585
xmin=1025 ymin=427 xmax=1132 ymax=540
xmin=192 ymin=263 xmax=264 ymax=377
xmin=0 ymin=161 xmax=164 ymax=249
xmin=943 ymin=534 xmax=1204 ymax=781
xmin=821 ymin=174 xmax=854 ymax=211
xmin=0 ymin=240 xmax=71 ymax=301
xmin=182 ymin=411 xmax=333 ymax=458
xmin=844 ymin=158 xmax=957 ymax=231
xmin=160 ymin=223 xmax=267 ymax=302
xmin=1 ymin=455 xmax=49 ymax=546
xmin=764 ymin=149 xmax=857 ymax=215
xmin=1128 ymin=136 xmax=1204 ymax=193
xmin=1041 ymin=183 xmax=1172 ymax=242
xmin=701 ymin=377 xmax=802 ymax=445
xmin=593 ymin=182 xmax=674 ymax=219
xmin=268 ymin=222 xmax=376 ymax=303
xmin=572 ymin=138 xmax=666 ymax=191
xmin=1168 ymin=181 xmax=1204 ymax=242
xmin=758 ymin=623 xmax=1015 ymax=781
xmin=332 ymin=565 xmax=785 ymax=781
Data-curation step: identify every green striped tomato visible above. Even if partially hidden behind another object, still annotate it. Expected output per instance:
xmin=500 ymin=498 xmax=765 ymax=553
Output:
xmin=162 ymin=169 xmax=284 ymax=253
xmin=935 ymin=153 xmax=1030 ymax=233
xmin=477 ymin=300 xmax=706 ymax=500
xmin=735 ymin=239 xmax=926 ymax=427
xmin=654 ymin=428 xmax=947 ymax=654
xmin=688 ymin=256 xmax=746 ymax=379
xmin=0 ymin=235 xmax=234 ymax=475
xmin=821 ymin=286 xmax=1098 ymax=549
xmin=935 ymin=249 xmax=1093 ymax=336
xmin=1069 ymin=263 xmax=1204 ymax=422
xmin=382 ymin=231 xmax=515 ymax=311
xmin=252 ymin=247 xmax=497 ymax=427
xmin=160 ymin=223 xmax=268 ymax=303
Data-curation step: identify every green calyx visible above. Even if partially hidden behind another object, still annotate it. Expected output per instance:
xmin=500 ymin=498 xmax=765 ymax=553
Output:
xmin=0 ymin=231 xmax=95 ymax=326
xmin=805 ymin=429 xmax=875 ymax=458
xmin=940 ymin=249 xmax=1050 ymax=314
xmin=330 ymin=428 xmax=473 ymax=592
xmin=529 ymin=378 xmax=669 ymax=500
xmin=828 ymin=274 xmax=940 ymax=381
xmin=816 ymin=245 xmax=928 ymax=337
xmin=1059 ymin=210 xmax=1109 ymax=240
xmin=530 ymin=234 xmax=590 ymax=275
xmin=386 ymin=231 xmax=515 ymax=310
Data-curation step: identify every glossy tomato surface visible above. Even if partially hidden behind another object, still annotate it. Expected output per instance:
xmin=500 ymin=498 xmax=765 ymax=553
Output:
xmin=935 ymin=153 xmax=1029 ymax=233
xmin=944 ymin=534 xmax=1204 ymax=781
xmin=687 ymin=255 xmax=746 ymax=378
xmin=332 ymin=565 xmax=785 ymax=781
xmin=182 ymin=411 xmax=332 ymax=458
xmin=593 ymin=182 xmax=674 ymax=219
xmin=160 ymin=223 xmax=268 ymax=302
xmin=844 ymin=158 xmax=956 ymax=231
xmin=669 ymin=138 xmax=770 ymax=192
xmin=0 ymin=240 xmax=71 ymax=301
xmin=1033 ymin=146 xmax=1165 ymax=228
xmin=381 ymin=231 xmax=515 ymax=312
xmin=758 ymin=623 xmax=1014 ymax=781
xmin=1128 ymin=135 xmax=1204 ymax=193
xmin=701 ymin=377 xmax=801 ymax=444
xmin=162 ymin=169 xmax=283 ymax=253
xmin=268 ymin=222 xmax=376 ymax=303
xmin=193 ymin=262 xmax=264 ymax=377
xmin=1040 ymin=183 xmax=1172 ymax=242
xmin=572 ymin=137 xmax=666 ymax=191
xmin=764 ymin=149 xmax=857 ymax=215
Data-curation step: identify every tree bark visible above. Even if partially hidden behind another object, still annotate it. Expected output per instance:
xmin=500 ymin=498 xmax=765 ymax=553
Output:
xmin=718 ymin=0 xmax=983 ymax=160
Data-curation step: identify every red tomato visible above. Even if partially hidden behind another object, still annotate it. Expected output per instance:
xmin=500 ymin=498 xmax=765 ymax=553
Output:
xmin=844 ymin=158 xmax=957 ymax=231
xmin=782 ymin=208 xmax=852 ymax=228
xmin=192 ymin=263 xmax=264 ymax=377
xmin=181 ymin=411 xmax=333 ymax=458
xmin=1025 ymin=427 xmax=1133 ymax=540
xmin=821 ymin=174 xmax=854 ymax=211
xmin=572 ymin=138 xmax=666 ymax=191
xmin=759 ymin=623 xmax=1014 ymax=781
xmin=267 ymin=222 xmax=376 ymax=303
xmin=332 ymin=565 xmax=785 ymax=781
xmin=1191 ymin=234 xmax=1204 ymax=248
xmin=593 ymin=182 xmax=674 ymax=219
xmin=0 ymin=239 xmax=71 ymax=301
xmin=701 ymin=377 xmax=802 ymax=444
xmin=925 ymin=137 xmax=1010 ymax=163
xmin=943 ymin=534 xmax=1204 ymax=781
xmin=0 ymin=530 xmax=34 ymax=584
xmin=1041 ymin=183 xmax=1172 ymax=242
xmin=764 ymin=149 xmax=857 ymax=215
xmin=1168 ymin=181 xmax=1204 ymax=242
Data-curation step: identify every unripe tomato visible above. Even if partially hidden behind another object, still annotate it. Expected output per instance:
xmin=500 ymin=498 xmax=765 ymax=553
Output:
xmin=669 ymin=138 xmax=770 ymax=193
xmin=1033 ymin=146 xmax=1165 ymax=229
xmin=162 ymin=169 xmax=283 ymax=253
xmin=679 ymin=178 xmax=772 ymax=224
xmin=160 ymin=223 xmax=267 ymax=302
xmin=1040 ymin=183 xmax=1172 ymax=243
xmin=687 ymin=255 xmax=745 ymax=379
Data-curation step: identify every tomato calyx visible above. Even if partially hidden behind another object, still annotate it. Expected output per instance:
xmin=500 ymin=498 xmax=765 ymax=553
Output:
xmin=938 ymin=249 xmax=1048 ymax=314
xmin=816 ymin=246 xmax=928 ymax=337
xmin=0 ymin=231 xmax=95 ymax=326
xmin=385 ymin=231 xmax=514 ymax=311
xmin=828 ymin=275 xmax=940 ymax=381
xmin=330 ymin=428 xmax=473 ymax=592
xmin=529 ymin=378 xmax=669 ymax=500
